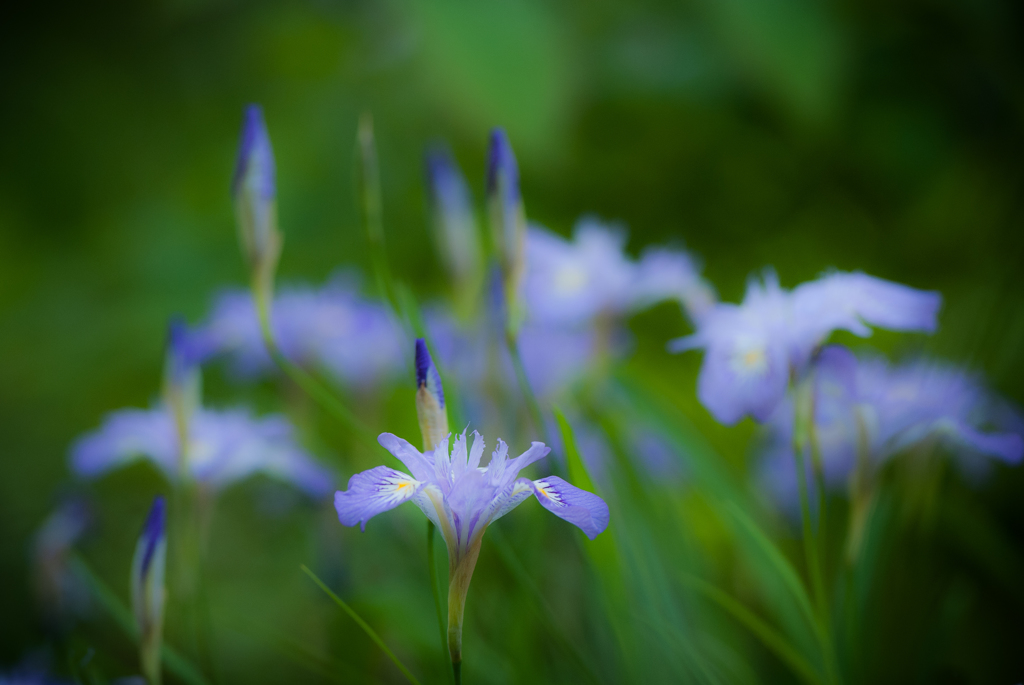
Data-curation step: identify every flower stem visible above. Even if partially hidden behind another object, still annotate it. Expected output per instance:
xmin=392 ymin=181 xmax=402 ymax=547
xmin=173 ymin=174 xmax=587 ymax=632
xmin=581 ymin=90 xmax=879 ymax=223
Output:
xmin=300 ymin=565 xmax=421 ymax=685
xmin=453 ymin=661 xmax=462 ymax=685
xmin=426 ymin=522 xmax=449 ymax=676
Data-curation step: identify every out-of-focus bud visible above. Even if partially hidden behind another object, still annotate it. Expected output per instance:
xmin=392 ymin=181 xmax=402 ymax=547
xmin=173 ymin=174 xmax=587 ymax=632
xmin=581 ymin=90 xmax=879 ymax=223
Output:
xmin=131 ymin=496 xmax=167 ymax=685
xmin=33 ymin=499 xmax=91 ymax=629
xmin=486 ymin=128 xmax=527 ymax=334
xmin=232 ymin=104 xmax=281 ymax=322
xmin=426 ymin=146 xmax=483 ymax=312
xmin=415 ymin=339 xmax=448 ymax=452
xmin=163 ymin=318 xmax=204 ymax=463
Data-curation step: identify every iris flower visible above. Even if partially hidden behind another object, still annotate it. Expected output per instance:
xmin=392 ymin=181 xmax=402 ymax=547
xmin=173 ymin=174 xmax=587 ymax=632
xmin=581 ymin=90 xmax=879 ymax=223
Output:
xmin=198 ymin=274 xmax=403 ymax=387
xmin=670 ymin=270 xmax=942 ymax=425
xmin=70 ymin=321 xmax=332 ymax=497
xmin=334 ymin=340 xmax=609 ymax=673
xmin=760 ymin=345 xmax=1024 ymax=505
xmin=525 ymin=217 xmax=715 ymax=327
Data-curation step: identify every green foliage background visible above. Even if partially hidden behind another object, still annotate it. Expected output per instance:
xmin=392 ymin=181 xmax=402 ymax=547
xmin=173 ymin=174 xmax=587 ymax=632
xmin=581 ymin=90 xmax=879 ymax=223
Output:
xmin=1 ymin=0 xmax=1023 ymax=682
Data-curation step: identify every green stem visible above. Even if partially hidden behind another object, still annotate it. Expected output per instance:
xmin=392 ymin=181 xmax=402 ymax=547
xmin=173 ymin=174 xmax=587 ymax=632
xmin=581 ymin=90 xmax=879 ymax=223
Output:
xmin=300 ymin=565 xmax=421 ymax=685
xmin=427 ymin=522 xmax=449 ymax=676
xmin=453 ymin=661 xmax=462 ymax=685
xmin=794 ymin=380 xmax=840 ymax=685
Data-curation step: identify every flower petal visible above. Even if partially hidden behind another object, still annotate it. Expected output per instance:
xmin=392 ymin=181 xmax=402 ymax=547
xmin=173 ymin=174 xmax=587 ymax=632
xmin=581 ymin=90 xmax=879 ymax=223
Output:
xmin=529 ymin=476 xmax=609 ymax=540
xmin=334 ymin=466 xmax=423 ymax=531
xmin=377 ymin=433 xmax=436 ymax=483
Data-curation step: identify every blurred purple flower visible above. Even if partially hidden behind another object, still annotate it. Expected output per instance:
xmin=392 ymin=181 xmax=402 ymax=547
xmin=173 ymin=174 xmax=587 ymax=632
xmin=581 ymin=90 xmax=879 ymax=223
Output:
xmin=70 ymin=406 xmax=333 ymax=497
xmin=199 ymin=273 xmax=403 ymax=387
xmin=760 ymin=346 xmax=1024 ymax=505
xmin=671 ymin=270 xmax=941 ymax=425
xmin=524 ymin=218 xmax=714 ymax=327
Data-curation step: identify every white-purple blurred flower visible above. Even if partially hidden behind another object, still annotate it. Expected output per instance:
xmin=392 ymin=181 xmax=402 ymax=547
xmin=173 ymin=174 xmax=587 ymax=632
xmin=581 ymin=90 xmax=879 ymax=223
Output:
xmin=131 ymin=496 xmax=166 ymax=685
xmin=524 ymin=218 xmax=714 ymax=327
xmin=671 ymin=270 xmax=941 ymax=425
xmin=334 ymin=430 xmax=608 ymax=665
xmin=70 ymin=406 xmax=333 ymax=497
xmin=198 ymin=273 xmax=403 ymax=388
xmin=760 ymin=346 xmax=1024 ymax=505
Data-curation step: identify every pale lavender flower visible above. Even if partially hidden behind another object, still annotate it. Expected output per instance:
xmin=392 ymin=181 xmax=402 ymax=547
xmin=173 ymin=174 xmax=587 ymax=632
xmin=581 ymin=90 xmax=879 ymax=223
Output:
xmin=70 ymin=407 xmax=332 ymax=497
xmin=199 ymin=274 xmax=403 ymax=387
xmin=131 ymin=496 xmax=166 ymax=685
xmin=335 ymin=430 xmax=608 ymax=665
xmin=670 ymin=270 xmax=941 ymax=425
xmin=760 ymin=345 xmax=1024 ymax=505
xmin=524 ymin=218 xmax=714 ymax=327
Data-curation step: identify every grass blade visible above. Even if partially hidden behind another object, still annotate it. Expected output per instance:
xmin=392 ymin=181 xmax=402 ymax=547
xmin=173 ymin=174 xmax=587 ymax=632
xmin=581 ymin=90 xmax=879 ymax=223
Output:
xmin=299 ymin=564 xmax=421 ymax=685
xmin=680 ymin=574 xmax=823 ymax=685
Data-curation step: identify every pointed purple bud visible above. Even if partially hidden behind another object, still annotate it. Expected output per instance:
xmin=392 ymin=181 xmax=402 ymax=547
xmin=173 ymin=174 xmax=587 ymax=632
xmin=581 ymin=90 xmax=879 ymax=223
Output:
xmin=414 ymin=339 xmax=448 ymax=451
xmin=486 ymin=128 xmax=527 ymax=333
xmin=232 ymin=104 xmax=281 ymax=312
xmin=163 ymin=317 xmax=206 ymax=448
xmin=426 ymin=146 xmax=482 ymax=291
xmin=131 ymin=495 xmax=167 ymax=685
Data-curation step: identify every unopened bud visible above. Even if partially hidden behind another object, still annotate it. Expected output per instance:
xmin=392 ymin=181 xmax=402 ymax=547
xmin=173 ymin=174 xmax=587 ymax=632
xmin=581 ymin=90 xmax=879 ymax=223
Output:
xmin=486 ymin=128 xmax=527 ymax=333
xmin=131 ymin=496 xmax=167 ymax=685
xmin=414 ymin=339 xmax=448 ymax=452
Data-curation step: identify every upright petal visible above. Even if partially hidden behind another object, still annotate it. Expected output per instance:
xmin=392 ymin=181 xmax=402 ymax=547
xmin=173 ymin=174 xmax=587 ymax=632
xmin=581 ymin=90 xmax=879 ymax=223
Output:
xmin=503 ymin=442 xmax=551 ymax=485
xmin=334 ymin=466 xmax=424 ymax=531
xmin=528 ymin=477 xmax=609 ymax=540
xmin=377 ymin=432 xmax=437 ymax=483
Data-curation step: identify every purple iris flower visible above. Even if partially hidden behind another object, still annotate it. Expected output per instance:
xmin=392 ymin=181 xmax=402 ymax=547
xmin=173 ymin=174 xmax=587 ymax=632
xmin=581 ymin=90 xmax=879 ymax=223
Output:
xmin=670 ymin=270 xmax=942 ymax=425
xmin=335 ymin=430 xmax=609 ymax=665
xmin=524 ymin=218 xmax=714 ymax=327
xmin=198 ymin=273 xmax=403 ymax=387
xmin=70 ymin=407 xmax=333 ymax=497
xmin=760 ymin=345 xmax=1024 ymax=505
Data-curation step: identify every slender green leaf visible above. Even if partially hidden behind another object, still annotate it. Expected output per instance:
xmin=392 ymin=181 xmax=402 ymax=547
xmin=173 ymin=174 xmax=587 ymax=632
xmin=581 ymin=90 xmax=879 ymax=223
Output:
xmin=680 ymin=574 xmax=823 ymax=685
xmin=300 ymin=564 xmax=422 ymax=685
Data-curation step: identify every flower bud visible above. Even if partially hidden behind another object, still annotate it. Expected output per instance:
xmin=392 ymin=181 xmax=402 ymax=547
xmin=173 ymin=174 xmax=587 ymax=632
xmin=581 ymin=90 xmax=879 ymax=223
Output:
xmin=131 ymin=496 xmax=167 ymax=685
xmin=163 ymin=318 xmax=203 ymax=457
xmin=426 ymin=146 xmax=483 ymax=304
xmin=232 ymin=105 xmax=281 ymax=319
xmin=486 ymin=129 xmax=527 ymax=333
xmin=415 ymin=339 xmax=448 ymax=452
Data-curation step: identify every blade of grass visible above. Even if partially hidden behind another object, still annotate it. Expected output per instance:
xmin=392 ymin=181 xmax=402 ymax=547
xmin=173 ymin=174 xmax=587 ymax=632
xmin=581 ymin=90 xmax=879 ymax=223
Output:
xmin=71 ymin=555 xmax=210 ymax=685
xmin=299 ymin=564 xmax=421 ymax=685
xmin=679 ymin=574 xmax=823 ymax=685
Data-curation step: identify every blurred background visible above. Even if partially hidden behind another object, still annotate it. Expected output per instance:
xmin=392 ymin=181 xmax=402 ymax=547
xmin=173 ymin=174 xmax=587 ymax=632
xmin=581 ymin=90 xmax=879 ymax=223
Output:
xmin=2 ymin=0 xmax=1023 ymax=682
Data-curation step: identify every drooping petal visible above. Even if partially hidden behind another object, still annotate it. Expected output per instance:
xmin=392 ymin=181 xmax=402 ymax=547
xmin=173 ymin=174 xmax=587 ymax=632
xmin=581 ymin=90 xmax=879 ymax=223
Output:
xmin=69 ymin=409 xmax=179 ymax=481
xmin=529 ymin=476 xmax=609 ymax=540
xmin=334 ymin=466 xmax=423 ymax=531
xmin=377 ymin=433 xmax=437 ymax=483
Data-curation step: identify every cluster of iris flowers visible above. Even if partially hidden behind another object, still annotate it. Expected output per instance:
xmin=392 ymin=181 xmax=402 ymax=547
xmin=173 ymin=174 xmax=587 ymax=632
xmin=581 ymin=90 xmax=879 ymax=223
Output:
xmin=19 ymin=104 xmax=1022 ymax=685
